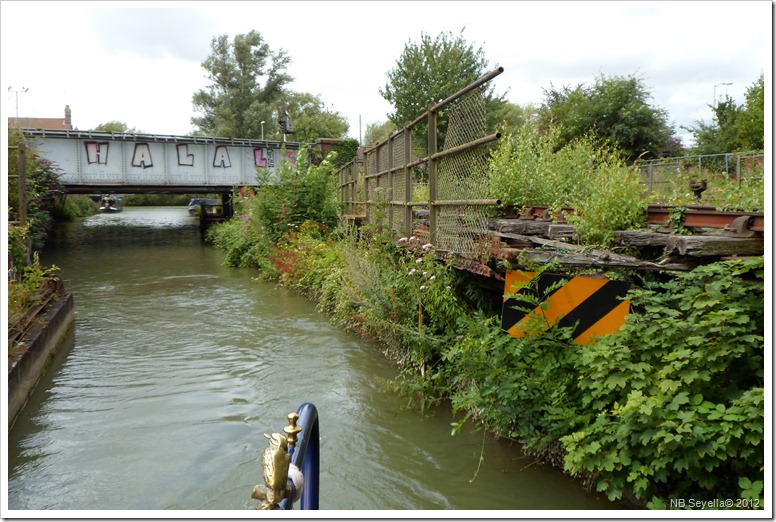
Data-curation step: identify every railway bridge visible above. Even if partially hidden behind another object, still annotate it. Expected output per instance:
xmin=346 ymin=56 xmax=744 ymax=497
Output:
xmin=22 ymin=129 xmax=300 ymax=194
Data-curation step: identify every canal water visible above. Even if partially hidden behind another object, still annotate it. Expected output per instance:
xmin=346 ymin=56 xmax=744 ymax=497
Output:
xmin=7 ymin=207 xmax=620 ymax=513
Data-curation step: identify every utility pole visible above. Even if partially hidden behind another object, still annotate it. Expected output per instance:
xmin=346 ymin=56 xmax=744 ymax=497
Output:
xmin=8 ymin=86 xmax=29 ymax=119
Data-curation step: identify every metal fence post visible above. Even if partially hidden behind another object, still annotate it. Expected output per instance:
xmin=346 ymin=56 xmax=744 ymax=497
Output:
xmin=388 ymin=134 xmax=394 ymax=231
xmin=404 ymin=124 xmax=413 ymax=239
xmin=18 ymin=144 xmax=31 ymax=266
xmin=736 ymin=153 xmax=742 ymax=187
xmin=428 ymin=105 xmax=438 ymax=247
xmin=364 ymin=150 xmax=371 ymax=225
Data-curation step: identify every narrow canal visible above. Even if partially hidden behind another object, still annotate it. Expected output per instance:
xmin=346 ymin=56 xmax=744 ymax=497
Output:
xmin=8 ymin=206 xmax=620 ymax=512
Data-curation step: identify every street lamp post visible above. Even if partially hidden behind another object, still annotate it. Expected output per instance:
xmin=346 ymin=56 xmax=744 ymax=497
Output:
xmin=713 ymin=82 xmax=732 ymax=106
xmin=261 ymin=121 xmax=265 ymax=141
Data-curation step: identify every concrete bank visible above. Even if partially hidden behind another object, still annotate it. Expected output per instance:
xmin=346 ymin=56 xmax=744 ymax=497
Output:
xmin=8 ymin=292 xmax=75 ymax=429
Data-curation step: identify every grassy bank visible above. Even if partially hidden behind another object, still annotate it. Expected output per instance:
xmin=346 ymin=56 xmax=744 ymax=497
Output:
xmin=207 ymin=180 xmax=764 ymax=509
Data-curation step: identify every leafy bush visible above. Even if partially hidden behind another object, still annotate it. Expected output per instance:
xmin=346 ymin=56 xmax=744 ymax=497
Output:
xmin=52 ymin=195 xmax=98 ymax=220
xmin=206 ymin=214 xmax=277 ymax=275
xmin=8 ymin=129 xmax=66 ymax=249
xmin=253 ymin=148 xmax=341 ymax=242
xmin=489 ymin=122 xmax=648 ymax=246
xmin=207 ymin=127 xmax=764 ymax=508
xmin=121 ymin=194 xmax=192 ymax=206
xmin=8 ymin=253 xmax=61 ymax=320
xmin=562 ymin=257 xmax=764 ymax=507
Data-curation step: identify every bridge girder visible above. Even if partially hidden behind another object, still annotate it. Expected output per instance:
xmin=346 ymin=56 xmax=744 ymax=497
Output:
xmin=22 ymin=129 xmax=301 ymax=194
xmin=62 ymin=184 xmax=239 ymax=195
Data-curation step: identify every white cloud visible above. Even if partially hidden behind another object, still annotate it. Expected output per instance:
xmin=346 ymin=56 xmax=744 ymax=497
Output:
xmin=2 ymin=0 xmax=770 ymax=148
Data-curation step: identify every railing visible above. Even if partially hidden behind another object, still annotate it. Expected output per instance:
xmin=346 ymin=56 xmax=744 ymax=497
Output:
xmin=336 ymin=67 xmax=504 ymax=259
xmin=252 ymin=403 xmax=319 ymax=510
xmin=279 ymin=403 xmax=319 ymax=510
xmin=634 ymin=151 xmax=764 ymax=199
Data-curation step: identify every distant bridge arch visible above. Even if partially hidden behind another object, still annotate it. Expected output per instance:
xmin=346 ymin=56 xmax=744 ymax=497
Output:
xmin=22 ymin=129 xmax=300 ymax=194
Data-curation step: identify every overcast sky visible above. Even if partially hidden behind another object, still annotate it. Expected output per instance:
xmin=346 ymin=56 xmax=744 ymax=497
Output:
xmin=1 ymin=1 xmax=771 ymax=148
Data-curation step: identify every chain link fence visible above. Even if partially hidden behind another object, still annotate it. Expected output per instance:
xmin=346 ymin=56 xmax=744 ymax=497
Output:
xmin=634 ymin=151 xmax=764 ymax=202
xmin=336 ymin=67 xmax=503 ymax=260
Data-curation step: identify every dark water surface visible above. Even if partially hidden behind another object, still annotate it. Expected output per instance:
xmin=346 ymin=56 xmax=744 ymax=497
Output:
xmin=7 ymin=207 xmax=620 ymax=513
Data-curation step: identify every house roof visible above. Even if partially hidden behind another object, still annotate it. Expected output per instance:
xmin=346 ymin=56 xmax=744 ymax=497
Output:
xmin=8 ymin=117 xmax=73 ymax=131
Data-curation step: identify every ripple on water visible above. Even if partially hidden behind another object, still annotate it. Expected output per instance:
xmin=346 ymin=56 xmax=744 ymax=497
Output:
xmin=9 ymin=208 xmax=620 ymax=512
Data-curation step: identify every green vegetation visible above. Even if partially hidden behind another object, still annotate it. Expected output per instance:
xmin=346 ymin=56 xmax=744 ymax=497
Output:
xmin=379 ymin=28 xmax=510 ymax=145
xmin=537 ymin=73 xmax=680 ymax=162
xmin=686 ymin=73 xmax=765 ymax=154
xmin=489 ymin=122 xmax=648 ymax=246
xmin=206 ymin=148 xmax=764 ymax=509
xmin=192 ymin=30 xmax=292 ymax=139
xmin=8 ymin=129 xmax=94 ymax=325
xmin=120 ymin=194 xmax=194 ymax=206
xmin=8 ymin=254 xmax=61 ymax=320
xmin=8 ymin=128 xmax=79 ymax=252
xmin=363 ymin=120 xmax=398 ymax=147
xmin=563 ymin=258 xmax=764 ymax=508
xmin=52 ymin=195 xmax=99 ymax=220
xmin=6 ymin=27 xmax=766 ymax=509
xmin=207 ymin=148 xmax=341 ymax=269
xmin=191 ymin=30 xmax=349 ymax=143
xmin=92 ymin=120 xmax=141 ymax=133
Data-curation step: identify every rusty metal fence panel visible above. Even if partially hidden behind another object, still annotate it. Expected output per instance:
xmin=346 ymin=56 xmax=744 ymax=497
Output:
xmin=434 ymin=87 xmax=492 ymax=257
xmin=336 ymin=67 xmax=504 ymax=260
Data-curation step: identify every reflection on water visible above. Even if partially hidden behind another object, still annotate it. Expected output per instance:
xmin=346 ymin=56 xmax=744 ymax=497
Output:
xmin=8 ymin=207 xmax=620 ymax=512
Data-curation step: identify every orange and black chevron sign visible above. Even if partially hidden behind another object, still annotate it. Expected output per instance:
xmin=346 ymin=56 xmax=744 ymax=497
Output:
xmin=501 ymin=270 xmax=631 ymax=345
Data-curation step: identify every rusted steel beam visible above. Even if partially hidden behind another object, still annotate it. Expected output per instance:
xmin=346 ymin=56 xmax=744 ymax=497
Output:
xmin=510 ymin=205 xmax=764 ymax=233
xmin=646 ymin=205 xmax=765 ymax=233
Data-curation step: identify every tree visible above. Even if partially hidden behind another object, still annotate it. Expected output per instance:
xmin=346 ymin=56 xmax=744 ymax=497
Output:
xmin=191 ymin=31 xmax=292 ymax=139
xmin=379 ymin=29 xmax=505 ymax=147
xmin=686 ymin=97 xmax=740 ymax=156
xmin=736 ymin=73 xmax=764 ymax=151
xmin=538 ymin=73 xmax=680 ymax=162
xmin=282 ymin=92 xmax=349 ymax=144
xmin=92 ymin=121 xmax=140 ymax=133
xmin=363 ymin=120 xmax=398 ymax=147
xmin=490 ymin=101 xmax=537 ymax=135
xmin=686 ymin=73 xmax=763 ymax=155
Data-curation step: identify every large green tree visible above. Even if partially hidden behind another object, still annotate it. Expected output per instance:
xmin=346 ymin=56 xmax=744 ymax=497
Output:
xmin=686 ymin=97 xmax=740 ymax=156
xmin=736 ymin=73 xmax=764 ymax=151
xmin=538 ymin=74 xmax=680 ymax=162
xmin=379 ymin=29 xmax=505 ymax=148
xmin=362 ymin=120 xmax=398 ymax=147
xmin=686 ymin=73 xmax=764 ymax=155
xmin=191 ymin=30 xmax=292 ymax=139
xmin=282 ymin=92 xmax=349 ymax=144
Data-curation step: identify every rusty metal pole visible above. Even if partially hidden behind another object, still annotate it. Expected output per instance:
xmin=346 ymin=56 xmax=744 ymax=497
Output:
xmin=428 ymin=104 xmax=438 ymax=247
xmin=363 ymin=152 xmax=370 ymax=225
xmin=387 ymin=134 xmax=394 ymax=231
xmin=404 ymin=125 xmax=412 ymax=239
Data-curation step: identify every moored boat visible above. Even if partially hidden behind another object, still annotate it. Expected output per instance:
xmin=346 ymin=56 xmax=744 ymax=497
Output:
xmin=99 ymin=195 xmax=122 ymax=213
